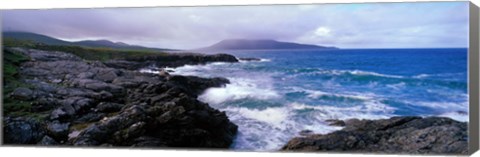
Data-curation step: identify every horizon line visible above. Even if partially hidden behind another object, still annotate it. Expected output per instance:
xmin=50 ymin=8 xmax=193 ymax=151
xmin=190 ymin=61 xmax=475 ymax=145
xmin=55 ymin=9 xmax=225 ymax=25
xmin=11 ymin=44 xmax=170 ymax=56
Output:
xmin=1 ymin=31 xmax=469 ymax=50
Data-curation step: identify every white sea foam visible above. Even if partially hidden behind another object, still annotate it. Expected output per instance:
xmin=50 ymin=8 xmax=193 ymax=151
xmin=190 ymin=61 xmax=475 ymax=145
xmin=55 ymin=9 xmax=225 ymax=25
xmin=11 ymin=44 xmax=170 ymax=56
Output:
xmin=260 ymin=58 xmax=272 ymax=62
xmin=413 ymin=74 xmax=430 ymax=79
xmin=288 ymin=87 xmax=375 ymax=101
xmin=386 ymin=82 xmax=406 ymax=90
xmin=225 ymin=100 xmax=395 ymax=150
xmin=199 ymin=77 xmax=280 ymax=105
xmin=438 ymin=111 xmax=468 ymax=122
xmin=139 ymin=68 xmax=158 ymax=74
xmin=225 ymin=104 xmax=349 ymax=150
xmin=225 ymin=107 xmax=291 ymax=128
xmin=414 ymin=101 xmax=468 ymax=110
xmin=345 ymin=70 xmax=405 ymax=78
xmin=306 ymin=90 xmax=374 ymax=101
xmin=303 ymin=69 xmax=405 ymax=79
xmin=238 ymin=58 xmax=271 ymax=63
xmin=288 ymin=102 xmax=395 ymax=120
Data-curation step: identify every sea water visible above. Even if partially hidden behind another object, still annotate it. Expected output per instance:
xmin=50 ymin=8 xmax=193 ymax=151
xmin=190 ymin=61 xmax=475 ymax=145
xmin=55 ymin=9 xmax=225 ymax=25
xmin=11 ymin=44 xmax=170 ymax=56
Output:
xmin=142 ymin=48 xmax=468 ymax=151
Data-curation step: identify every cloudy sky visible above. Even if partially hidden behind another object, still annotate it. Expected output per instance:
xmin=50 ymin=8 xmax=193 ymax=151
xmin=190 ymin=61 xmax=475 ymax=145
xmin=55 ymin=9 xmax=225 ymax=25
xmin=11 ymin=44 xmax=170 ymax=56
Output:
xmin=2 ymin=2 xmax=469 ymax=49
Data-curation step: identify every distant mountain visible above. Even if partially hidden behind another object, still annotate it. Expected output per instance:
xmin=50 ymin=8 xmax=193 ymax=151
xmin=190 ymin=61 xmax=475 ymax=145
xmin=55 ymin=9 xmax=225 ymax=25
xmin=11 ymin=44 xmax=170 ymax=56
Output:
xmin=3 ymin=31 xmax=71 ymax=45
xmin=3 ymin=32 xmax=176 ymax=51
xmin=197 ymin=39 xmax=337 ymax=51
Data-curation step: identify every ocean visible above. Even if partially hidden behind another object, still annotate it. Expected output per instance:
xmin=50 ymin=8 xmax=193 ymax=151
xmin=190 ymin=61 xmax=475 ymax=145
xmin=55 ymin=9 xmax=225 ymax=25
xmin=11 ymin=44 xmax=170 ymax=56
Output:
xmin=141 ymin=48 xmax=468 ymax=151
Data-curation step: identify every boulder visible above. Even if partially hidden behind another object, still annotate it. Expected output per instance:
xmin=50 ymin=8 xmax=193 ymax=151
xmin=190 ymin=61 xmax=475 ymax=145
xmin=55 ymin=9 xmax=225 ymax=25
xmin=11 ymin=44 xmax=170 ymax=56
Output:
xmin=281 ymin=116 xmax=468 ymax=154
xmin=46 ymin=121 xmax=70 ymax=141
xmin=3 ymin=117 xmax=45 ymax=144
xmin=96 ymin=102 xmax=124 ymax=113
xmin=167 ymin=75 xmax=229 ymax=96
xmin=11 ymin=87 xmax=34 ymax=100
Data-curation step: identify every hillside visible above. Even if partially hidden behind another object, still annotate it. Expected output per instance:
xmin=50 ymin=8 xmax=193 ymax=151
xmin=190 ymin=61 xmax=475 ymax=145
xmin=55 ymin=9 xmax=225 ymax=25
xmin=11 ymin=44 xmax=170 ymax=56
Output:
xmin=2 ymin=32 xmax=176 ymax=51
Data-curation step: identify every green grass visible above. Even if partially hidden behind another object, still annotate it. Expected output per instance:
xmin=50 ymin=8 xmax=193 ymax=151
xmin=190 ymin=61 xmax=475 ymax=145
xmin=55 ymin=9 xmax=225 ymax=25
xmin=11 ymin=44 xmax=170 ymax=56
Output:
xmin=3 ymin=48 xmax=30 ymax=95
xmin=3 ymin=48 xmax=36 ymax=118
xmin=2 ymin=38 xmax=170 ymax=119
xmin=3 ymin=38 xmax=169 ymax=61
xmin=2 ymin=38 xmax=173 ymax=119
xmin=32 ymin=44 xmax=169 ymax=61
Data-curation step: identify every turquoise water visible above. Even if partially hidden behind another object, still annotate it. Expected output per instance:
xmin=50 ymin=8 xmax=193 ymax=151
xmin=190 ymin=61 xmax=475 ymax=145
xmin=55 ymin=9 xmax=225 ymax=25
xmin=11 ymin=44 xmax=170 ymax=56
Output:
xmin=144 ymin=48 xmax=468 ymax=151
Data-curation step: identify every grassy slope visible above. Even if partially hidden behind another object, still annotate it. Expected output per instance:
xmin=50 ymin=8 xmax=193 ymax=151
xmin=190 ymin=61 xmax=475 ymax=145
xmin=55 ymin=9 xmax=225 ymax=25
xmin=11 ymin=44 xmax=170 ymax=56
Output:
xmin=2 ymin=38 xmax=171 ymax=120
xmin=2 ymin=48 xmax=40 ymax=118
xmin=3 ymin=38 xmax=169 ymax=61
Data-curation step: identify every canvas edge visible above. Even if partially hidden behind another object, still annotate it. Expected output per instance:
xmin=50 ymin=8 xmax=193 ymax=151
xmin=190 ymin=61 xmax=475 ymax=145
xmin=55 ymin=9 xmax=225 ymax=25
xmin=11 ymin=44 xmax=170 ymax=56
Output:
xmin=468 ymin=1 xmax=480 ymax=155
xmin=0 ymin=11 xmax=4 ymax=145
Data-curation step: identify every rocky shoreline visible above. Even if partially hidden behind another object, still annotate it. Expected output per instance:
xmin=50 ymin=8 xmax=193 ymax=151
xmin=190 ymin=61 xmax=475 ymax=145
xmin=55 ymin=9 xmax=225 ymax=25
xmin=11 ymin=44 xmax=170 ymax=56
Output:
xmin=3 ymin=48 xmax=238 ymax=147
xmin=2 ymin=47 xmax=469 ymax=154
xmin=282 ymin=116 xmax=468 ymax=154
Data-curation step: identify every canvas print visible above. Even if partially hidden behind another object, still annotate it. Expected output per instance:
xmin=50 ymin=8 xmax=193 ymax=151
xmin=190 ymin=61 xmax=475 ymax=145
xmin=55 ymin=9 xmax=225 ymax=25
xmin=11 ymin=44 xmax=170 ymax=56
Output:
xmin=1 ymin=2 xmax=471 ymax=155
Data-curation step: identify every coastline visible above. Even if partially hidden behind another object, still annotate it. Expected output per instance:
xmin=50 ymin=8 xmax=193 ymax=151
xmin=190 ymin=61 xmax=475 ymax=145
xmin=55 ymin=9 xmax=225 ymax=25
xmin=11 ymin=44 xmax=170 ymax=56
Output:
xmin=2 ymin=47 xmax=468 ymax=154
xmin=3 ymin=47 xmax=238 ymax=147
xmin=281 ymin=116 xmax=468 ymax=154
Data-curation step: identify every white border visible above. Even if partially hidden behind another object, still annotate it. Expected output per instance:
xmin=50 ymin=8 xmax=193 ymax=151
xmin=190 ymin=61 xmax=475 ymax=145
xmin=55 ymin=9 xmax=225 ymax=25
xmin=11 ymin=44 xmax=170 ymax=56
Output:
xmin=0 ymin=0 xmax=476 ymax=9
xmin=1 ymin=0 xmax=479 ymax=157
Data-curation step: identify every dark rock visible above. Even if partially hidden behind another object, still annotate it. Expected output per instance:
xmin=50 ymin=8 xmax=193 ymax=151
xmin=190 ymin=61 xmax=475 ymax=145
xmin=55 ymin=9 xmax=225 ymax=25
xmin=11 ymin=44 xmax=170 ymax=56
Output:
xmin=50 ymin=108 xmax=69 ymax=121
xmin=96 ymin=102 xmax=123 ymax=113
xmin=38 ymin=136 xmax=59 ymax=145
xmin=11 ymin=87 xmax=34 ymax=100
xmin=5 ymin=47 xmax=239 ymax=148
xmin=46 ymin=121 xmax=70 ymax=141
xmin=299 ymin=130 xmax=314 ymax=136
xmin=325 ymin=119 xmax=346 ymax=126
xmin=103 ymin=60 xmax=144 ymax=70
xmin=167 ymin=75 xmax=229 ymax=96
xmin=93 ymin=91 xmax=114 ymax=101
xmin=74 ymin=113 xmax=106 ymax=124
xmin=239 ymin=57 xmax=261 ymax=61
xmin=281 ymin=116 xmax=468 ymax=154
xmin=132 ymin=136 xmax=166 ymax=147
xmin=31 ymin=97 xmax=58 ymax=112
xmin=94 ymin=69 xmax=120 ymax=83
xmin=3 ymin=117 xmax=45 ymax=144
xmin=56 ymin=88 xmax=97 ymax=98
xmin=61 ymin=97 xmax=95 ymax=116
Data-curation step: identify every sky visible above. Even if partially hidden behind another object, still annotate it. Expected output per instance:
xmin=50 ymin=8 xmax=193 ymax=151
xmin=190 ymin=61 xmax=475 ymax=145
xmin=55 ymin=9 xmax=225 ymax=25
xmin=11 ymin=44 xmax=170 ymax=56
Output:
xmin=1 ymin=2 xmax=470 ymax=49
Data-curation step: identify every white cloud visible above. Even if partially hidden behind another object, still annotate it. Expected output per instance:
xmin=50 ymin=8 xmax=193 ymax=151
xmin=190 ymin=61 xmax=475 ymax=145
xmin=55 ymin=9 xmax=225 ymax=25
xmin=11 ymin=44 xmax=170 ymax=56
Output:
xmin=314 ymin=27 xmax=332 ymax=37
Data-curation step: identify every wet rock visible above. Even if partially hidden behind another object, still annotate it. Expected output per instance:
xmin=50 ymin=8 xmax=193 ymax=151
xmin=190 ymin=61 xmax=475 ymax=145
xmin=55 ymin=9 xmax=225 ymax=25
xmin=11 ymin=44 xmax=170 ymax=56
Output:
xmin=239 ymin=57 xmax=261 ymax=61
xmin=167 ymin=75 xmax=229 ymax=96
xmin=299 ymin=130 xmax=314 ymax=136
xmin=282 ymin=116 xmax=468 ymax=155
xmin=325 ymin=119 xmax=346 ymax=126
